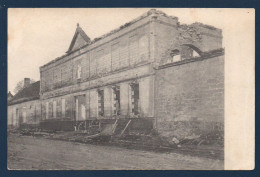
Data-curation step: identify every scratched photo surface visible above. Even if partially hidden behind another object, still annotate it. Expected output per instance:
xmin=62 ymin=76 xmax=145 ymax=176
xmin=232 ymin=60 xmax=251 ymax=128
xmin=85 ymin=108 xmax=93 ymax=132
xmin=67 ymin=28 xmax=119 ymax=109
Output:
xmin=7 ymin=8 xmax=254 ymax=170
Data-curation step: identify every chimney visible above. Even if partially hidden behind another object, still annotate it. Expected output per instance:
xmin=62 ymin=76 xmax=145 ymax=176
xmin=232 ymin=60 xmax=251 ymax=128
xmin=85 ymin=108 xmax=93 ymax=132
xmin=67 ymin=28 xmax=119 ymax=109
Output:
xmin=24 ymin=78 xmax=30 ymax=88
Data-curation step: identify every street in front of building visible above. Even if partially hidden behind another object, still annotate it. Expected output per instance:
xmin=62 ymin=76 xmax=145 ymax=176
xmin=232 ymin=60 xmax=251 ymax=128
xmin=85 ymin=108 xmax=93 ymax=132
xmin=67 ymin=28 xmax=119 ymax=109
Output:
xmin=8 ymin=133 xmax=223 ymax=170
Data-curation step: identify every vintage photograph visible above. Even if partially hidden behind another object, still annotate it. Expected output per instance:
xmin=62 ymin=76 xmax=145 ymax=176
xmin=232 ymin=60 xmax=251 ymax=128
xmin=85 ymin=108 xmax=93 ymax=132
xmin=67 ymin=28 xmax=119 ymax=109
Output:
xmin=8 ymin=8 xmax=226 ymax=170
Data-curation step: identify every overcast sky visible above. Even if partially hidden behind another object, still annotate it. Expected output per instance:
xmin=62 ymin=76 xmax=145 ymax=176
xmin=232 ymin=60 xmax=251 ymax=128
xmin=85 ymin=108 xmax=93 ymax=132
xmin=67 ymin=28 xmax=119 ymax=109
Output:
xmin=8 ymin=8 xmax=235 ymax=93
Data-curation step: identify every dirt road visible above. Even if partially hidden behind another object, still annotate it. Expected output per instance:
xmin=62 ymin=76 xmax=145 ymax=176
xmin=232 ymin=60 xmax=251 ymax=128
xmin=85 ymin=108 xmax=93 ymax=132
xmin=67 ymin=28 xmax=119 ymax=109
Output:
xmin=8 ymin=134 xmax=223 ymax=170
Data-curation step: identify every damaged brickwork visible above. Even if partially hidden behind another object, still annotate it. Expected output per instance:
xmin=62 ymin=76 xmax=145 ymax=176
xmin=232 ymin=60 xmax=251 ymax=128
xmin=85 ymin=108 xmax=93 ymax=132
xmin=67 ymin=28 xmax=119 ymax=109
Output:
xmin=155 ymin=51 xmax=224 ymax=142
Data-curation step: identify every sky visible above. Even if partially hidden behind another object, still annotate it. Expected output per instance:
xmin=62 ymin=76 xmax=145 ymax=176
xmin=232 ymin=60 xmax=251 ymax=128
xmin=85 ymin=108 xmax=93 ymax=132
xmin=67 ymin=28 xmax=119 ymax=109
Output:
xmin=7 ymin=8 xmax=238 ymax=93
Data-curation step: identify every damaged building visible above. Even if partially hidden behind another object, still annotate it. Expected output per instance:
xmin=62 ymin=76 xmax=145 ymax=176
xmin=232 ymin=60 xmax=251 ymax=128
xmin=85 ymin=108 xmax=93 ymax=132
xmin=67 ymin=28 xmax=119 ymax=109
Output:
xmin=8 ymin=9 xmax=224 ymax=139
xmin=8 ymin=79 xmax=41 ymax=129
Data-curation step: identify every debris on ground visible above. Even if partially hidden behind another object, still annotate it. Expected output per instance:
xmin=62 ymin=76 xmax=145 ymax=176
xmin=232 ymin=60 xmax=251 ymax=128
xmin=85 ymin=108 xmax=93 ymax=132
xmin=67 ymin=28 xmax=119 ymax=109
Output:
xmin=8 ymin=126 xmax=224 ymax=160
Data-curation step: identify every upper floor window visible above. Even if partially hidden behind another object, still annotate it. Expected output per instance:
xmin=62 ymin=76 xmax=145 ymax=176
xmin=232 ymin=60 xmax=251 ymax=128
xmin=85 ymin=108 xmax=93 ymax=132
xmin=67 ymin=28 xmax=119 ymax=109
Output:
xmin=192 ymin=50 xmax=200 ymax=57
xmin=77 ymin=65 xmax=82 ymax=79
xmin=165 ymin=45 xmax=202 ymax=65
xmin=168 ymin=49 xmax=181 ymax=63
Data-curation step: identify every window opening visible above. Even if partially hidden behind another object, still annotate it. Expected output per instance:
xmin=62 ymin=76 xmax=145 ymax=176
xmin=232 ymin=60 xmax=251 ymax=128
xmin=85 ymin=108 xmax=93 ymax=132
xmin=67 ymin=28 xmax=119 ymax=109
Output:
xmin=170 ymin=49 xmax=181 ymax=62
xmin=130 ymin=83 xmax=139 ymax=115
xmin=113 ymin=86 xmax=120 ymax=116
xmin=98 ymin=90 xmax=104 ymax=116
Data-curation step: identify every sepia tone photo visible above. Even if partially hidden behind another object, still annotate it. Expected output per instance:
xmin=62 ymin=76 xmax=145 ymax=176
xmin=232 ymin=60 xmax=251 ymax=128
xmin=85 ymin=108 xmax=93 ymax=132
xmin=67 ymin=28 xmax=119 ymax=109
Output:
xmin=7 ymin=8 xmax=254 ymax=170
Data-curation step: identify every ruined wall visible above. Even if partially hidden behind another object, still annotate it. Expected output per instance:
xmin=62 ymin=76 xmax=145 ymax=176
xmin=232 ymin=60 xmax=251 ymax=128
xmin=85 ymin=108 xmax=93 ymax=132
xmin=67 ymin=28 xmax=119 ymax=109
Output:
xmin=153 ymin=19 xmax=222 ymax=66
xmin=155 ymin=55 xmax=224 ymax=139
xmin=189 ymin=23 xmax=222 ymax=52
xmin=154 ymin=19 xmax=179 ymax=64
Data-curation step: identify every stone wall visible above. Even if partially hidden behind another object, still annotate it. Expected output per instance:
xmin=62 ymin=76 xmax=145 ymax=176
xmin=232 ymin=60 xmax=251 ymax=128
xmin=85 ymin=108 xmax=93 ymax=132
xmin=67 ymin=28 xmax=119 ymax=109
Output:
xmin=8 ymin=99 xmax=41 ymax=128
xmin=155 ymin=55 xmax=224 ymax=139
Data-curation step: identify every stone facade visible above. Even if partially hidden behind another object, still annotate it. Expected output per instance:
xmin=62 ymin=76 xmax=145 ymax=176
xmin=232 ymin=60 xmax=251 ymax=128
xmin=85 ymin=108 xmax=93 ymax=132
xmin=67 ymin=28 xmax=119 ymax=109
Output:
xmin=8 ymin=100 xmax=41 ymax=128
xmin=8 ymin=9 xmax=224 ymax=136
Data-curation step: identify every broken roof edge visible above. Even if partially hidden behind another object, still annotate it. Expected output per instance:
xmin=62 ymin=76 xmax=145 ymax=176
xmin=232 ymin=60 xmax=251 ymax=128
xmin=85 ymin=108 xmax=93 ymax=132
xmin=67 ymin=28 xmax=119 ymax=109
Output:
xmin=158 ymin=48 xmax=225 ymax=69
xmin=178 ymin=22 xmax=222 ymax=32
xmin=40 ymin=9 xmax=222 ymax=69
xmin=40 ymin=9 xmax=178 ymax=69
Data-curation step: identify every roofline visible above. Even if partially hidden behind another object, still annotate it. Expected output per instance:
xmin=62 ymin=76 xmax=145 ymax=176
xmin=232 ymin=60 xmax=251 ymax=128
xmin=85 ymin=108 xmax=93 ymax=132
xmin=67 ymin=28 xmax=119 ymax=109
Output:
xmin=8 ymin=97 xmax=40 ymax=106
xmin=39 ymin=9 xmax=222 ymax=70
xmin=9 ymin=81 xmax=40 ymax=104
xmin=40 ymin=9 xmax=178 ymax=69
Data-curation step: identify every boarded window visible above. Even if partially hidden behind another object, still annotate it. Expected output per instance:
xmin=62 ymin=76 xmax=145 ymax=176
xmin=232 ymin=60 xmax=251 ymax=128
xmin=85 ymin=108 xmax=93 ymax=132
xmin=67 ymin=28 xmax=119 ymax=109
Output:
xmin=129 ymin=35 xmax=139 ymax=66
xmin=96 ymin=49 xmax=110 ymax=75
xmin=119 ymin=40 xmax=129 ymax=68
xmin=139 ymin=35 xmax=149 ymax=62
xmin=112 ymin=43 xmax=120 ymax=71
xmin=90 ymin=52 xmax=97 ymax=77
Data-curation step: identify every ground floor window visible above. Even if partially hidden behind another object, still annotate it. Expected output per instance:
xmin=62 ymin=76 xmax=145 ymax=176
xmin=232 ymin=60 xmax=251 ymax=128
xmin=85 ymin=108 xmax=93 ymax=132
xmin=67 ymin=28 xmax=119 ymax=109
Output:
xmin=130 ymin=83 xmax=139 ymax=115
xmin=98 ymin=90 xmax=104 ymax=116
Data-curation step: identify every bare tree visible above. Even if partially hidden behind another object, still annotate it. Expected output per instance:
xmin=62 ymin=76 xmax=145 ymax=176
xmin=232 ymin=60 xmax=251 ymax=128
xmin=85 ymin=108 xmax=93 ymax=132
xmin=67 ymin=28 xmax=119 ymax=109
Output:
xmin=13 ymin=79 xmax=35 ymax=94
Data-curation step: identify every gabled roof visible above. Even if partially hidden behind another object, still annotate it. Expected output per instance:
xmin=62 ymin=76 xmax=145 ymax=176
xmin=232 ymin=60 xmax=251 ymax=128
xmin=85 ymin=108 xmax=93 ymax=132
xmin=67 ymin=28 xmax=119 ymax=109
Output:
xmin=8 ymin=81 xmax=40 ymax=105
xmin=8 ymin=92 xmax=13 ymax=98
xmin=66 ymin=23 xmax=91 ymax=53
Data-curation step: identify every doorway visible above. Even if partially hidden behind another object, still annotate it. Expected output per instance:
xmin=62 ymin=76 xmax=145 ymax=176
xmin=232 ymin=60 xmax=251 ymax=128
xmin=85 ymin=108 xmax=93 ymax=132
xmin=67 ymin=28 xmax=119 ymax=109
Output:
xmin=75 ymin=95 xmax=86 ymax=120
